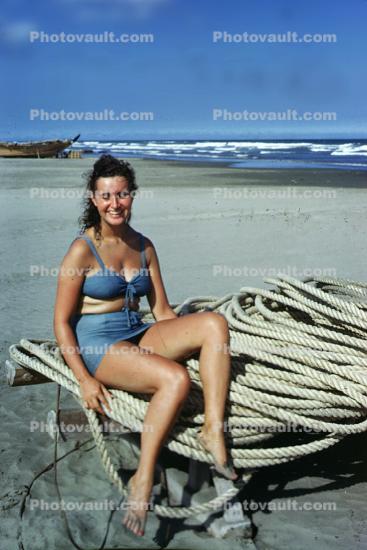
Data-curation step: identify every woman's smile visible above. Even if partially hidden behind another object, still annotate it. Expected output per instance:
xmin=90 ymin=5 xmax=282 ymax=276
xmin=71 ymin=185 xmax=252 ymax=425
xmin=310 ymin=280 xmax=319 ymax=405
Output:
xmin=108 ymin=210 xmax=123 ymax=218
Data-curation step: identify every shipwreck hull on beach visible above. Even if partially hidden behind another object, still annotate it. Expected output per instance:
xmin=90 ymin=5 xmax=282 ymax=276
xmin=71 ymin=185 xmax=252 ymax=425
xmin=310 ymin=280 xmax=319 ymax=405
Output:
xmin=0 ymin=134 xmax=80 ymax=158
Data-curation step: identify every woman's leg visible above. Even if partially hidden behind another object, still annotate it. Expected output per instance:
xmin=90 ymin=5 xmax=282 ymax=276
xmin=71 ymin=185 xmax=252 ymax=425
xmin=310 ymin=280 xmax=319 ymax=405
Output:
xmin=138 ymin=312 xmax=234 ymax=473
xmin=94 ymin=341 xmax=191 ymax=536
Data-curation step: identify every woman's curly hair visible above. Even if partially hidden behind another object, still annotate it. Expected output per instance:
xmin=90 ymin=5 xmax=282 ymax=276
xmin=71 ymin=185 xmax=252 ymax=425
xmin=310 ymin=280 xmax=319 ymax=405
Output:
xmin=78 ymin=154 xmax=138 ymax=240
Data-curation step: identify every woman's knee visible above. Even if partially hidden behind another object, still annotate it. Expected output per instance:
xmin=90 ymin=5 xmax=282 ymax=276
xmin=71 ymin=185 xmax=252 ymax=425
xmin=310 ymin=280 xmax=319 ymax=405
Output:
xmin=202 ymin=311 xmax=229 ymax=339
xmin=162 ymin=364 xmax=191 ymax=398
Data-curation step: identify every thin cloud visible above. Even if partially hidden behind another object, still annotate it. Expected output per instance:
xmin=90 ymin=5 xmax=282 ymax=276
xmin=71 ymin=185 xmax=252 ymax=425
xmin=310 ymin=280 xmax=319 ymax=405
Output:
xmin=56 ymin=0 xmax=171 ymax=21
xmin=0 ymin=20 xmax=35 ymax=46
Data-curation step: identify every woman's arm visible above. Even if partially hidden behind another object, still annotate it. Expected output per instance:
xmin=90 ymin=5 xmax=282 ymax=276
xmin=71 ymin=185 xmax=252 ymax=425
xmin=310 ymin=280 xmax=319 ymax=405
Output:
xmin=53 ymin=240 xmax=94 ymax=383
xmin=145 ymin=238 xmax=178 ymax=322
xmin=54 ymin=239 xmax=112 ymax=414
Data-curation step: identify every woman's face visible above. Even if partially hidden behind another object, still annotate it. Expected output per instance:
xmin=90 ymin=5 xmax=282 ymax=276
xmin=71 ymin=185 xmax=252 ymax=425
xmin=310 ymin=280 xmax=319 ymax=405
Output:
xmin=91 ymin=175 xmax=133 ymax=226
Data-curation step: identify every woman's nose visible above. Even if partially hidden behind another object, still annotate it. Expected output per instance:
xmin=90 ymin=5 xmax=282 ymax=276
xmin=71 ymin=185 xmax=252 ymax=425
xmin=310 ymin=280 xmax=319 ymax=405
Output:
xmin=110 ymin=195 xmax=119 ymax=207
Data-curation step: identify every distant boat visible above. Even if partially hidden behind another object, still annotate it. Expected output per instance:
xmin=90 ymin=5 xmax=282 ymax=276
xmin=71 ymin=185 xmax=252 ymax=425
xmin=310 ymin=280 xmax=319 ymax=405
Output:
xmin=0 ymin=134 xmax=80 ymax=158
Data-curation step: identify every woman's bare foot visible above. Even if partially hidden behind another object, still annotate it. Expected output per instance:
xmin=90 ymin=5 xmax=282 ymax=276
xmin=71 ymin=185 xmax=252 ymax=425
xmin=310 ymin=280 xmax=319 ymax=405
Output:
xmin=198 ymin=423 xmax=238 ymax=481
xmin=121 ymin=474 xmax=153 ymax=537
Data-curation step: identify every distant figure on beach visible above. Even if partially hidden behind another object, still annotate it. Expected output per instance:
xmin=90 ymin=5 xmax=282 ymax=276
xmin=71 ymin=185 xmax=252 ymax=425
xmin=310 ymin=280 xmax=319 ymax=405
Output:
xmin=53 ymin=154 xmax=238 ymax=537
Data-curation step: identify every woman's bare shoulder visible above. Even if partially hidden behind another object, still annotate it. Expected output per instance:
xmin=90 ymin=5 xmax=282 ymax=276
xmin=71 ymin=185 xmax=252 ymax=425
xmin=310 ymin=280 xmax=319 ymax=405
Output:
xmin=140 ymin=236 xmax=160 ymax=271
xmin=140 ymin=234 xmax=155 ymax=256
xmin=141 ymin=234 xmax=154 ymax=248
xmin=64 ymin=236 xmax=91 ymax=266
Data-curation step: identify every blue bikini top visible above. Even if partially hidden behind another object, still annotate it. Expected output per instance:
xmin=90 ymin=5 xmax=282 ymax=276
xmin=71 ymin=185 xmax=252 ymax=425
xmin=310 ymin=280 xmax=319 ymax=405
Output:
xmin=72 ymin=232 xmax=151 ymax=327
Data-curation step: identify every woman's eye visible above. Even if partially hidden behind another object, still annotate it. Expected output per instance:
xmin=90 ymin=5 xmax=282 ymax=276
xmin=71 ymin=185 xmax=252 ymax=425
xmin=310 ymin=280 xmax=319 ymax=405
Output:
xmin=100 ymin=192 xmax=130 ymax=199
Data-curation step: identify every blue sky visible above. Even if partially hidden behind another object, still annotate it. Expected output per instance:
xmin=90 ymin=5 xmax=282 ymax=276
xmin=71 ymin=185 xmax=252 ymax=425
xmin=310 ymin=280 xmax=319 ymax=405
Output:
xmin=0 ymin=0 xmax=366 ymax=140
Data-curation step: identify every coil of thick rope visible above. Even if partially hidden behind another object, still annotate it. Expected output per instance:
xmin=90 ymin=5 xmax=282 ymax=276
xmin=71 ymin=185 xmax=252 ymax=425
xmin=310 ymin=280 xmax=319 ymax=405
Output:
xmin=8 ymin=275 xmax=367 ymax=520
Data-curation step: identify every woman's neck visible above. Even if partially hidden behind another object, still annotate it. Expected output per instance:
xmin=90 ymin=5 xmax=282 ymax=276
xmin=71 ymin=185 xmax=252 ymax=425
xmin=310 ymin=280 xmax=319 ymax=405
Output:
xmin=94 ymin=221 xmax=132 ymax=243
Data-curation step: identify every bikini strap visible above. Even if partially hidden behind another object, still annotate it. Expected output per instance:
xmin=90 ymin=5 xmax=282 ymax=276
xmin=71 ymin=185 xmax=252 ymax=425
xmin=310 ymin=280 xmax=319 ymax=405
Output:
xmin=73 ymin=232 xmax=145 ymax=271
xmin=76 ymin=235 xmax=106 ymax=270
xmin=139 ymin=233 xmax=147 ymax=269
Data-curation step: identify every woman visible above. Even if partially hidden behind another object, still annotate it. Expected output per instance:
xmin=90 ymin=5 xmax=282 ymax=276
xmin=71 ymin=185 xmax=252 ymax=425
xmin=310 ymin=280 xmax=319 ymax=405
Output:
xmin=53 ymin=154 xmax=238 ymax=538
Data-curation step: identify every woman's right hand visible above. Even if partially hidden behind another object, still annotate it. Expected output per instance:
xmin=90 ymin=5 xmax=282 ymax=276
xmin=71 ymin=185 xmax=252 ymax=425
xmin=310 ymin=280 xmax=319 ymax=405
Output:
xmin=79 ymin=377 xmax=113 ymax=415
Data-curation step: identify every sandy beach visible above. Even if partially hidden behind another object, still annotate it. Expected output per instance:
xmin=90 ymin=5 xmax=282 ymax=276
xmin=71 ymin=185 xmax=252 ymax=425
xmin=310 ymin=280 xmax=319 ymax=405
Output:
xmin=1 ymin=158 xmax=366 ymax=549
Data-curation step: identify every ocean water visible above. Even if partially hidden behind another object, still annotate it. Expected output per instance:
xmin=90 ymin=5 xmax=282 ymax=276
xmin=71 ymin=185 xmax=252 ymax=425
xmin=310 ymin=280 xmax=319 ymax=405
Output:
xmin=69 ymin=139 xmax=367 ymax=171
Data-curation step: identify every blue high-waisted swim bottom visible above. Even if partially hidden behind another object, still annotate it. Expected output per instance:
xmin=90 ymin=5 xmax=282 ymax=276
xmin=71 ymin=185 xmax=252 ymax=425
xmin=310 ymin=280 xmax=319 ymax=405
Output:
xmin=70 ymin=309 xmax=155 ymax=376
